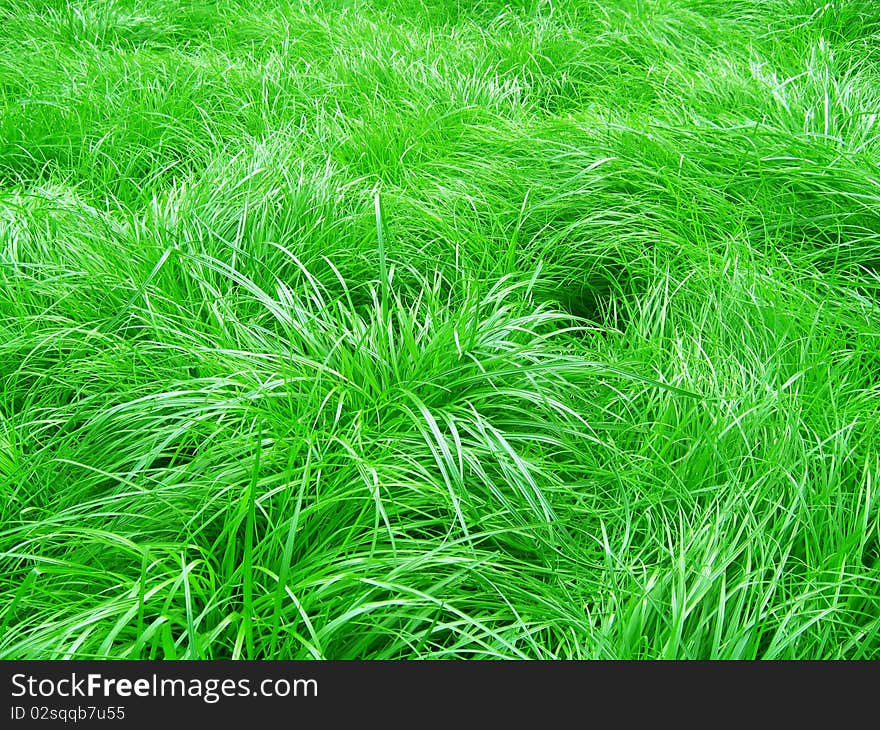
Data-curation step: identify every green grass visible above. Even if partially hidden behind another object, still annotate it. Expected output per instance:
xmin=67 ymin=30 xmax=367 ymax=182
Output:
xmin=1 ymin=0 xmax=879 ymax=659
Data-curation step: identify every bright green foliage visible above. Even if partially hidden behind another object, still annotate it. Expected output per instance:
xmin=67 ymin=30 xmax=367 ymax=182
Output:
xmin=0 ymin=0 xmax=878 ymax=659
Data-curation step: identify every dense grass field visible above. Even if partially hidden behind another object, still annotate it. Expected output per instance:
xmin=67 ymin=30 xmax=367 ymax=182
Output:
xmin=1 ymin=0 xmax=879 ymax=659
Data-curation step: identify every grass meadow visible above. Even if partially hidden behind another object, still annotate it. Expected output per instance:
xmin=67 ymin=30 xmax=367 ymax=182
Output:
xmin=1 ymin=0 xmax=879 ymax=659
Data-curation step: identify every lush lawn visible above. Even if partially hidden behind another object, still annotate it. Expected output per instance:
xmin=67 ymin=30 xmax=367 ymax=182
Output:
xmin=1 ymin=0 xmax=878 ymax=659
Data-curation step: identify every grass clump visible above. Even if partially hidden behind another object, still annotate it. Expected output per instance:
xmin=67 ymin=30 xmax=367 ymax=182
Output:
xmin=0 ymin=0 xmax=878 ymax=659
